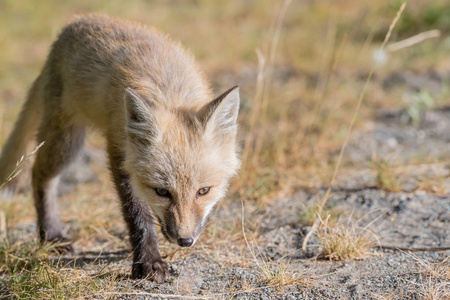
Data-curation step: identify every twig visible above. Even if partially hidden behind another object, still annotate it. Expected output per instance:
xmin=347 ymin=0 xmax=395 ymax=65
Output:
xmin=386 ymin=29 xmax=440 ymax=52
xmin=103 ymin=292 xmax=210 ymax=299
xmin=376 ymin=245 xmax=450 ymax=252
xmin=301 ymin=217 xmax=320 ymax=253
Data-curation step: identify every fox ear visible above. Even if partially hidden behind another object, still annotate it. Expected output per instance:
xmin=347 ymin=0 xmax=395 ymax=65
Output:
xmin=124 ymin=88 xmax=159 ymax=140
xmin=199 ymin=86 xmax=240 ymax=137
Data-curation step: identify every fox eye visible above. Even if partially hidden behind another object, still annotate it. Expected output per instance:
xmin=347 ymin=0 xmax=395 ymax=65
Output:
xmin=154 ymin=188 xmax=171 ymax=198
xmin=197 ymin=187 xmax=210 ymax=197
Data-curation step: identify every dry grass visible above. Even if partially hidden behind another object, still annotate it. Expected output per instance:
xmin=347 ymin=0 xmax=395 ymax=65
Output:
xmin=419 ymin=280 xmax=450 ymax=300
xmin=415 ymin=254 xmax=450 ymax=299
xmin=416 ymin=173 xmax=449 ymax=195
xmin=372 ymin=158 xmax=403 ymax=192
xmin=0 ymin=142 xmax=43 ymax=191
xmin=0 ymin=144 xmax=129 ymax=299
xmin=240 ymin=199 xmax=312 ymax=290
xmin=300 ymin=1 xmax=407 ymax=254
xmin=227 ymin=276 xmax=257 ymax=293
xmin=0 ymin=236 xmax=127 ymax=299
xmin=370 ymin=160 xmax=450 ymax=194
xmin=420 ymin=258 xmax=450 ymax=282
xmin=257 ymin=259 xmax=312 ymax=289
xmin=316 ymin=215 xmax=379 ymax=261
xmin=298 ymin=203 xmax=340 ymax=226
xmin=375 ymin=263 xmax=450 ymax=300
xmin=373 ymin=253 xmax=450 ymax=300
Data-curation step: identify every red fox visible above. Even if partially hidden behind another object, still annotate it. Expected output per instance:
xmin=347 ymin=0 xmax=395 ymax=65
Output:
xmin=0 ymin=15 xmax=240 ymax=282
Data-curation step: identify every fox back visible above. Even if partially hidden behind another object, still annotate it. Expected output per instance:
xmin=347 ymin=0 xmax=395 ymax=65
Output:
xmin=50 ymin=15 xmax=214 ymax=129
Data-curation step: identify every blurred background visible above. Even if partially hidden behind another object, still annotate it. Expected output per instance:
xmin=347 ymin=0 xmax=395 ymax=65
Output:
xmin=1 ymin=0 xmax=449 ymax=200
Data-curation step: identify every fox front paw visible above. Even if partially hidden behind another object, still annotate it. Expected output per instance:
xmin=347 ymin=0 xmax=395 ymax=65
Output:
xmin=52 ymin=237 xmax=74 ymax=254
xmin=131 ymin=259 xmax=168 ymax=283
xmin=44 ymin=236 xmax=74 ymax=254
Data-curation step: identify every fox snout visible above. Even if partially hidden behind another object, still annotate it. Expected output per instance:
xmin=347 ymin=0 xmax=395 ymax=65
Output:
xmin=162 ymin=222 xmax=201 ymax=248
xmin=177 ymin=238 xmax=194 ymax=247
xmin=159 ymin=205 xmax=204 ymax=248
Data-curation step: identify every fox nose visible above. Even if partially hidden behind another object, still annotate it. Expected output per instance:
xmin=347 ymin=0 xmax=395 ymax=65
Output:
xmin=177 ymin=238 xmax=194 ymax=247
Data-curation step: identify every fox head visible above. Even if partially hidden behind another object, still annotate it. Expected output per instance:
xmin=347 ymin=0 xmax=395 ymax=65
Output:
xmin=123 ymin=86 xmax=240 ymax=247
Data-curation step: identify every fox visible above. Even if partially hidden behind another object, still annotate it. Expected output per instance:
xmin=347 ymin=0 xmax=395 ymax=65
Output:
xmin=0 ymin=15 xmax=240 ymax=282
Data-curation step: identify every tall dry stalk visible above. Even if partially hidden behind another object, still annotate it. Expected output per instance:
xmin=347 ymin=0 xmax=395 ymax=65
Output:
xmin=0 ymin=101 xmax=3 ymax=143
xmin=302 ymin=2 xmax=407 ymax=252
xmin=242 ymin=0 xmax=292 ymax=171
xmin=241 ymin=49 xmax=266 ymax=167
xmin=0 ymin=142 xmax=44 ymax=190
xmin=323 ymin=2 xmax=407 ymax=205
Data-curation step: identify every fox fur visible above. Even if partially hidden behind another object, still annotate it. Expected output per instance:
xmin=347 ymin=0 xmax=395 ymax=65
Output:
xmin=0 ymin=15 xmax=240 ymax=282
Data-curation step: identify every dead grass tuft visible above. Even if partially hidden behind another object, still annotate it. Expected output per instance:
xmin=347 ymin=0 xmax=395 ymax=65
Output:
xmin=372 ymin=158 xmax=402 ymax=192
xmin=258 ymin=258 xmax=312 ymax=289
xmin=416 ymin=173 xmax=449 ymax=195
xmin=316 ymin=215 xmax=379 ymax=261
xmin=419 ymin=280 xmax=450 ymax=300
xmin=418 ymin=257 xmax=450 ymax=282
xmin=0 ymin=237 xmax=53 ymax=274
xmin=414 ymin=254 xmax=450 ymax=299
xmin=0 ymin=236 xmax=126 ymax=299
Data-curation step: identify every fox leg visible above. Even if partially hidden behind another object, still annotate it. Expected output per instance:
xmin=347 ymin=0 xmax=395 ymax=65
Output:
xmin=107 ymin=138 xmax=168 ymax=282
xmin=32 ymin=108 xmax=85 ymax=249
